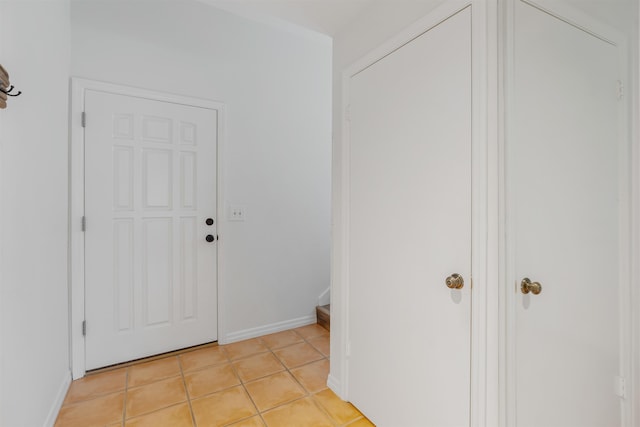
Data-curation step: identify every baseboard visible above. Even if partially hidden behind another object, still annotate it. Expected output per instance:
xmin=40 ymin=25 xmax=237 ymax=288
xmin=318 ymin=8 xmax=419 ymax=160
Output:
xmin=318 ymin=287 xmax=330 ymax=306
xmin=327 ymin=374 xmax=345 ymax=400
xmin=43 ymin=370 xmax=71 ymax=427
xmin=221 ymin=314 xmax=316 ymax=344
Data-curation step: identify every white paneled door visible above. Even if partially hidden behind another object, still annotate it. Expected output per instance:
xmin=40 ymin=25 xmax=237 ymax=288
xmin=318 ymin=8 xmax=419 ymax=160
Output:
xmin=510 ymin=2 xmax=624 ymax=426
xmin=84 ymin=91 xmax=218 ymax=370
xmin=347 ymin=7 xmax=472 ymax=426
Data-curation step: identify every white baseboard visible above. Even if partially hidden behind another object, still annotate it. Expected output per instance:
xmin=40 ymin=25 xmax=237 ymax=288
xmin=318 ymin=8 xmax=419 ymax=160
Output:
xmin=327 ymin=374 xmax=345 ymax=399
xmin=43 ymin=370 xmax=71 ymax=427
xmin=220 ymin=314 xmax=317 ymax=344
xmin=318 ymin=287 xmax=330 ymax=306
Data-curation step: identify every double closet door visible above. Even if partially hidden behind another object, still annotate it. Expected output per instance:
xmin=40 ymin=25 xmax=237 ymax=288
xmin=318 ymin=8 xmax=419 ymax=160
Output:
xmin=346 ymin=1 xmax=626 ymax=426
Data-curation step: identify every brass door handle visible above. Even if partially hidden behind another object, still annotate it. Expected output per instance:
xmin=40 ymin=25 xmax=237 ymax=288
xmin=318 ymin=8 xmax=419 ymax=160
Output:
xmin=446 ymin=273 xmax=464 ymax=289
xmin=521 ymin=277 xmax=542 ymax=295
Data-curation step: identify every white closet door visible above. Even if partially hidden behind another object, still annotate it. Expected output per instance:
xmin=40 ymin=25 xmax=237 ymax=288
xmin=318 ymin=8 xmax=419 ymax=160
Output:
xmin=85 ymin=91 xmax=218 ymax=370
xmin=347 ymin=7 xmax=472 ymax=426
xmin=510 ymin=2 xmax=623 ymax=426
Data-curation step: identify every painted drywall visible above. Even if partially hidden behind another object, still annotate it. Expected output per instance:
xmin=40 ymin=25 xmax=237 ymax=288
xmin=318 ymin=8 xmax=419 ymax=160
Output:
xmin=71 ymin=0 xmax=332 ymax=341
xmin=0 ymin=1 xmax=71 ymax=426
xmin=329 ymin=0 xmax=446 ymax=397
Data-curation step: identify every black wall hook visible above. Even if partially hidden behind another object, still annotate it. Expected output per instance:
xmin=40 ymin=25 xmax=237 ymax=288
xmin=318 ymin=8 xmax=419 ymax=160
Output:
xmin=0 ymin=85 xmax=21 ymax=97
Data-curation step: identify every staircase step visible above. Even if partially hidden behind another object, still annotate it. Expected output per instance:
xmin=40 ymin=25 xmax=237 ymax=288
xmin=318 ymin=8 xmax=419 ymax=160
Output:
xmin=316 ymin=304 xmax=330 ymax=331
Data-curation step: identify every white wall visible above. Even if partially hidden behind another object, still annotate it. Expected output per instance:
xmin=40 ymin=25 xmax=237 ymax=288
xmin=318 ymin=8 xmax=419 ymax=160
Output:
xmin=0 ymin=1 xmax=72 ymax=426
xmin=71 ymin=0 xmax=332 ymax=341
xmin=329 ymin=0 xmax=446 ymax=396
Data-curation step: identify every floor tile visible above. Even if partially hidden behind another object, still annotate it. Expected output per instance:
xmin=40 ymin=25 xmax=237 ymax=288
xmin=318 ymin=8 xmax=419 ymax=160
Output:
xmin=63 ymin=368 xmax=127 ymax=404
xmin=290 ymin=359 xmax=329 ymax=393
xmin=191 ymin=386 xmax=256 ymax=427
xmin=294 ymin=324 xmax=329 ymax=340
xmin=260 ymin=330 xmax=304 ymax=349
xmin=261 ymin=397 xmax=333 ymax=427
xmin=128 ymin=357 xmax=181 ymax=388
xmin=308 ymin=335 xmax=330 ymax=357
xmin=313 ymin=389 xmax=362 ymax=425
xmin=124 ymin=403 xmax=193 ymax=427
xmin=55 ymin=392 xmax=124 ymax=427
xmin=56 ymin=326 xmax=350 ymax=427
xmin=347 ymin=417 xmax=376 ymax=426
xmin=179 ymin=346 xmax=228 ymax=372
xmin=233 ymin=352 xmax=285 ymax=382
xmin=244 ymin=371 xmax=306 ymax=412
xmin=222 ymin=338 xmax=269 ymax=360
xmin=183 ymin=362 xmax=240 ymax=398
xmin=273 ymin=342 xmax=324 ymax=369
xmin=228 ymin=416 xmax=266 ymax=426
xmin=126 ymin=376 xmax=187 ymax=418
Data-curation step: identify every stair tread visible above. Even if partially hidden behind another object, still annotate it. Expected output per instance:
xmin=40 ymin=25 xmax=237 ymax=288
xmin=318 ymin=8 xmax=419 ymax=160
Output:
xmin=316 ymin=304 xmax=330 ymax=332
xmin=316 ymin=304 xmax=330 ymax=315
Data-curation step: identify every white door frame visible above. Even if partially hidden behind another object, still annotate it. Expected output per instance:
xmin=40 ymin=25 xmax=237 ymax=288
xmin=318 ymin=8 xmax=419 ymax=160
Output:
xmin=69 ymin=78 xmax=226 ymax=379
xmin=500 ymin=0 xmax=633 ymax=425
xmin=335 ymin=1 xmax=498 ymax=425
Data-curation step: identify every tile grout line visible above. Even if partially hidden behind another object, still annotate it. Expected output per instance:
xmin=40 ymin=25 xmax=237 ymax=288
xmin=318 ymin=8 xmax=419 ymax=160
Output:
xmin=122 ymin=367 xmax=129 ymax=426
xmin=225 ymin=339 xmax=270 ymax=426
xmin=221 ymin=331 xmax=328 ymax=424
xmin=262 ymin=334 xmax=308 ymax=422
xmin=177 ymin=355 xmax=199 ymax=427
xmin=256 ymin=329 xmax=337 ymax=425
xmin=292 ymin=328 xmax=340 ymax=426
xmin=87 ymin=342 xmax=219 ymax=376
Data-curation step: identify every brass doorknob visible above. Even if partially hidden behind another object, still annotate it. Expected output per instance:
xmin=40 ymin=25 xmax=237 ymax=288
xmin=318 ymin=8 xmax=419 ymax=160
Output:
xmin=446 ymin=273 xmax=464 ymax=289
xmin=521 ymin=277 xmax=542 ymax=295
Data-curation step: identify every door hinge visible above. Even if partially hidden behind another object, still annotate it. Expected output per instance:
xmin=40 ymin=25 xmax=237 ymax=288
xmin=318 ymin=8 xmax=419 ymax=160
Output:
xmin=81 ymin=216 xmax=86 ymax=232
xmin=81 ymin=111 xmax=86 ymax=128
xmin=82 ymin=320 xmax=86 ymax=336
xmin=615 ymin=376 xmax=626 ymax=398
xmin=617 ymin=80 xmax=624 ymax=100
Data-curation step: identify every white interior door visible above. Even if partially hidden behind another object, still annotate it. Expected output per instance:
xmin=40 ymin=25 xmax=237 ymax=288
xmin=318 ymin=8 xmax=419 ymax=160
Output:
xmin=347 ymin=7 xmax=472 ymax=426
xmin=85 ymin=91 xmax=218 ymax=370
xmin=509 ymin=2 xmax=624 ymax=425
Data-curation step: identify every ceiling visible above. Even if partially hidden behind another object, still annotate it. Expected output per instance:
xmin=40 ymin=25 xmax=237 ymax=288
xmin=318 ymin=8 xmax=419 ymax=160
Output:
xmin=197 ymin=0 xmax=375 ymax=36
xmin=564 ymin=0 xmax=635 ymax=35
xmin=197 ymin=0 xmax=635 ymax=38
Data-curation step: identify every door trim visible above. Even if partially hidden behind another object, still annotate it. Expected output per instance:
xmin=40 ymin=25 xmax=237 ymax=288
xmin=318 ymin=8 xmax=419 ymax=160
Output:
xmin=333 ymin=1 xmax=497 ymax=425
xmin=69 ymin=78 xmax=226 ymax=379
xmin=500 ymin=1 xmax=632 ymax=425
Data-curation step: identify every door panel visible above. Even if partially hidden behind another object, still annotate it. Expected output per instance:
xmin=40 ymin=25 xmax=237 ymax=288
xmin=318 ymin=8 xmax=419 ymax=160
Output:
xmin=510 ymin=2 xmax=622 ymax=425
xmin=347 ymin=8 xmax=472 ymax=426
xmin=85 ymin=91 xmax=218 ymax=370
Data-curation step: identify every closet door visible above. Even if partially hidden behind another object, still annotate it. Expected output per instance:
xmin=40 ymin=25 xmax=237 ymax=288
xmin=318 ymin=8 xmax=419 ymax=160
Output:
xmin=347 ymin=7 xmax=472 ymax=426
xmin=509 ymin=2 xmax=625 ymax=426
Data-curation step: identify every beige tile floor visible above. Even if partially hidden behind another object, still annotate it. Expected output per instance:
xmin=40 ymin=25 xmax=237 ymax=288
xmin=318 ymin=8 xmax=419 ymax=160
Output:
xmin=55 ymin=324 xmax=374 ymax=427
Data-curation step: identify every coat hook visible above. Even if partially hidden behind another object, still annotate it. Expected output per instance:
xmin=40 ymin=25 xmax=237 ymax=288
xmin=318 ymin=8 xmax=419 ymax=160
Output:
xmin=0 ymin=63 xmax=20 ymax=109
xmin=0 ymin=85 xmax=21 ymax=97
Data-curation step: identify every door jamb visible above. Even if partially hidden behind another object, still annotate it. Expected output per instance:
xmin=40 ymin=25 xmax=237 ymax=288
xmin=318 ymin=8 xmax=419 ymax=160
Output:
xmin=69 ymin=78 xmax=226 ymax=379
